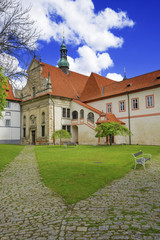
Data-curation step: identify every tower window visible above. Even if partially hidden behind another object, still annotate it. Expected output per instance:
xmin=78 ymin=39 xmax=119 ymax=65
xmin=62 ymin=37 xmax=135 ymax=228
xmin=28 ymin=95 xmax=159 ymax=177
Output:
xmin=42 ymin=126 xmax=45 ymax=137
xmin=23 ymin=128 xmax=26 ymax=138
xmin=32 ymin=87 xmax=35 ymax=97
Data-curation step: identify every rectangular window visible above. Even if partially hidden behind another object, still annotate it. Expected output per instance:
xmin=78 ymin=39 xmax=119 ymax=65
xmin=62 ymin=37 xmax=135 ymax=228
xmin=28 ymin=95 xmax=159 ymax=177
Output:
xmin=5 ymin=119 xmax=11 ymax=126
xmin=6 ymin=101 xmax=10 ymax=108
xmin=67 ymin=125 xmax=71 ymax=133
xmin=23 ymin=128 xmax=26 ymax=138
xmin=107 ymin=103 xmax=112 ymax=113
xmin=5 ymin=112 xmax=11 ymax=116
xmin=119 ymin=101 xmax=125 ymax=112
xmin=146 ymin=95 xmax=154 ymax=108
xmin=32 ymin=87 xmax=35 ymax=97
xmin=62 ymin=108 xmax=66 ymax=117
xmin=42 ymin=126 xmax=45 ymax=137
xmin=62 ymin=125 xmax=66 ymax=130
xmin=67 ymin=108 xmax=70 ymax=118
xmin=62 ymin=125 xmax=71 ymax=133
xmin=132 ymin=98 xmax=139 ymax=110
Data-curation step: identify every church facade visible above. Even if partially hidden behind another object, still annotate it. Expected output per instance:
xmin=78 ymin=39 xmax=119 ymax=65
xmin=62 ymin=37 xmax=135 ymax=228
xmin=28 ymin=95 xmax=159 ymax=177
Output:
xmin=1 ymin=41 xmax=160 ymax=145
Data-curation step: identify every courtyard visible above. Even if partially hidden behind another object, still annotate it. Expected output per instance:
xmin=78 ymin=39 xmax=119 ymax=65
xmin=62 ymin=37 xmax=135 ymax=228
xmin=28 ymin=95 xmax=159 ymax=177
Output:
xmin=0 ymin=145 xmax=160 ymax=239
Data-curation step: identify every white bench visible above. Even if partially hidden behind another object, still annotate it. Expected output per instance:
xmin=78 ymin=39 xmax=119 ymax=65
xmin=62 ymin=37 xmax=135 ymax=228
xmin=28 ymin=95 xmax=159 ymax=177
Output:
xmin=64 ymin=142 xmax=77 ymax=148
xmin=132 ymin=150 xmax=152 ymax=170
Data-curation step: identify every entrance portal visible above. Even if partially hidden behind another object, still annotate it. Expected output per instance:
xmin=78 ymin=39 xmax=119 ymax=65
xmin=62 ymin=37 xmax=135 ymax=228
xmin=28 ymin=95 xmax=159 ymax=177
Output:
xmin=32 ymin=130 xmax=36 ymax=145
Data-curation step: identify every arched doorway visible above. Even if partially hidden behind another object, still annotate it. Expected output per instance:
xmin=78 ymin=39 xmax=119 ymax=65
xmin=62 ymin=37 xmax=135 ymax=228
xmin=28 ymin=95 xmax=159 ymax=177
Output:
xmin=72 ymin=125 xmax=78 ymax=144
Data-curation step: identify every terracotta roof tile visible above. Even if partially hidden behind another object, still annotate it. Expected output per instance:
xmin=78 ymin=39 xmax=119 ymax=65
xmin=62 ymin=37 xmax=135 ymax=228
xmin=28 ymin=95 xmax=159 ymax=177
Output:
xmin=6 ymin=82 xmax=21 ymax=101
xmin=97 ymin=113 xmax=125 ymax=125
xmin=81 ymin=70 xmax=160 ymax=102
xmin=40 ymin=61 xmax=88 ymax=99
xmin=73 ymin=99 xmax=102 ymax=115
xmin=80 ymin=73 xmax=114 ymax=101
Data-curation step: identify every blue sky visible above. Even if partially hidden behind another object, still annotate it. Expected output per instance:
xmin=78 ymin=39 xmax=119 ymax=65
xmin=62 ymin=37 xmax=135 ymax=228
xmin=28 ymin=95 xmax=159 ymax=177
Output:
xmin=21 ymin=0 xmax=160 ymax=81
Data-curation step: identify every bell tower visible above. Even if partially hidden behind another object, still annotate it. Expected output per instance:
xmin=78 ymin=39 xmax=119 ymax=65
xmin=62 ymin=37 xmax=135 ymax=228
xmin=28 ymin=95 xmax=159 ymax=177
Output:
xmin=58 ymin=37 xmax=69 ymax=75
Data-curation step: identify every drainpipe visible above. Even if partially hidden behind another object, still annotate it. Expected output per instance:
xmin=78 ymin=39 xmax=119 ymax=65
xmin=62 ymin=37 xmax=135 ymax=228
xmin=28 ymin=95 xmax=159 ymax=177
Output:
xmin=20 ymin=104 xmax=22 ymax=144
xmin=49 ymin=94 xmax=55 ymax=145
xmin=127 ymin=91 xmax=131 ymax=145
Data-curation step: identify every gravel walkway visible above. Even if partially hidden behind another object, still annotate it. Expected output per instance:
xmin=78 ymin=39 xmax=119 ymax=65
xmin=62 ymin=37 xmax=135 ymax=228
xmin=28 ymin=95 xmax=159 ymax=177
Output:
xmin=0 ymin=146 xmax=160 ymax=240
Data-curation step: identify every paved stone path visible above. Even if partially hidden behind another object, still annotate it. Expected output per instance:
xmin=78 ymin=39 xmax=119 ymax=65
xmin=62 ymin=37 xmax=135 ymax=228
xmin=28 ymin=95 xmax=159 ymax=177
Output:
xmin=0 ymin=146 xmax=160 ymax=240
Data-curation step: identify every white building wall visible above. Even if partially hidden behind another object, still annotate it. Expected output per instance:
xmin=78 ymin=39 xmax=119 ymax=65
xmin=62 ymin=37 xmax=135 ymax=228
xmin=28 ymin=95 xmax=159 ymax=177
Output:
xmin=0 ymin=101 xmax=21 ymax=144
xmin=88 ymin=87 xmax=160 ymax=145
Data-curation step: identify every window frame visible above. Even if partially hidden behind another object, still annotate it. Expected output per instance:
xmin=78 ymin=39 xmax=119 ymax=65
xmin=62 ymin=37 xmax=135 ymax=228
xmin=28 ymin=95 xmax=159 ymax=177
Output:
xmin=67 ymin=108 xmax=70 ymax=118
xmin=80 ymin=109 xmax=84 ymax=119
xmin=119 ymin=100 xmax=126 ymax=112
xmin=87 ymin=112 xmax=94 ymax=123
xmin=131 ymin=98 xmax=139 ymax=110
xmin=6 ymin=101 xmax=10 ymax=108
xmin=106 ymin=103 xmax=112 ymax=113
xmin=145 ymin=95 xmax=154 ymax=108
xmin=5 ymin=119 xmax=11 ymax=127
xmin=72 ymin=111 xmax=78 ymax=119
xmin=5 ymin=112 xmax=11 ymax=116
xmin=62 ymin=108 xmax=66 ymax=118
xmin=23 ymin=128 xmax=26 ymax=138
xmin=42 ymin=125 xmax=45 ymax=137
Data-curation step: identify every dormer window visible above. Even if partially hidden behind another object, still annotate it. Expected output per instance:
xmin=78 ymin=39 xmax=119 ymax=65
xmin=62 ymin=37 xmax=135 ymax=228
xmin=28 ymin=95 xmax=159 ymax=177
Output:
xmin=127 ymin=83 xmax=132 ymax=87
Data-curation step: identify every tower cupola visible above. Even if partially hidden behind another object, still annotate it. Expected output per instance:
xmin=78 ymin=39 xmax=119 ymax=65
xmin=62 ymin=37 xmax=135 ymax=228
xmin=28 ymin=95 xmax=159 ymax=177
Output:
xmin=58 ymin=39 xmax=69 ymax=74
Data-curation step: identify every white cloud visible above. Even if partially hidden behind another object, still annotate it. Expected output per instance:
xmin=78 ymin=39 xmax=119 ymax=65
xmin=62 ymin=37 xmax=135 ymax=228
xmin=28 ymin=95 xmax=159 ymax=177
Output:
xmin=0 ymin=53 xmax=27 ymax=89
xmin=21 ymin=0 xmax=134 ymax=74
xmin=106 ymin=73 xmax=123 ymax=82
xmin=68 ymin=46 xmax=113 ymax=75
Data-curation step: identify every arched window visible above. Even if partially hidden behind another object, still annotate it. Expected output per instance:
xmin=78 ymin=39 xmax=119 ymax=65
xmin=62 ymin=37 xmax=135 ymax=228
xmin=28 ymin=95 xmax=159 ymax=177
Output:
xmin=42 ymin=112 xmax=45 ymax=124
xmin=72 ymin=111 xmax=78 ymax=119
xmin=23 ymin=115 xmax=26 ymax=126
xmin=88 ymin=112 xmax=94 ymax=123
xmin=80 ymin=109 xmax=84 ymax=119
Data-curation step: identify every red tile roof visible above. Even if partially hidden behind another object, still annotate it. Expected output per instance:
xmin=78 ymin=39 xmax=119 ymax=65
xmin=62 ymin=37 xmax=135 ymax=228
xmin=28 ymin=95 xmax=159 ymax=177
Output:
xmin=81 ymin=70 xmax=160 ymax=102
xmin=97 ymin=113 xmax=125 ymax=125
xmin=80 ymin=72 xmax=114 ymax=101
xmin=6 ymin=82 xmax=21 ymax=101
xmin=73 ymin=99 xmax=103 ymax=115
xmin=40 ymin=61 xmax=88 ymax=99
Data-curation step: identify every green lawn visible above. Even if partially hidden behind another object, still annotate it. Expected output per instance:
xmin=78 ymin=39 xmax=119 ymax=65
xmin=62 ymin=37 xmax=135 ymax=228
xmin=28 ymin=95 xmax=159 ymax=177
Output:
xmin=35 ymin=145 xmax=160 ymax=204
xmin=0 ymin=144 xmax=24 ymax=171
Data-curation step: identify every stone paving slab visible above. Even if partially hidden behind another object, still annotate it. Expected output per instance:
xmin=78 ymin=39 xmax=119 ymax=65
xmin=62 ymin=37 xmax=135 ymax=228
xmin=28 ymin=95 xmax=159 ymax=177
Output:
xmin=0 ymin=146 xmax=160 ymax=239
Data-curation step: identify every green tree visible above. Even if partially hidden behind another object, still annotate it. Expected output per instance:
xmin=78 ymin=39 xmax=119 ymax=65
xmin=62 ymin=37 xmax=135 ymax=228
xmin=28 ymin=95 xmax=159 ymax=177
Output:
xmin=95 ymin=122 xmax=132 ymax=145
xmin=52 ymin=129 xmax=71 ymax=145
xmin=0 ymin=67 xmax=8 ymax=118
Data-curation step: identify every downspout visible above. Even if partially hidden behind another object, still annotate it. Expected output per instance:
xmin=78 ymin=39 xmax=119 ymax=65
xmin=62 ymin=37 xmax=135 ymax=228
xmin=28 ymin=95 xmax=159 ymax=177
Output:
xmin=127 ymin=91 xmax=131 ymax=145
xmin=49 ymin=94 xmax=55 ymax=144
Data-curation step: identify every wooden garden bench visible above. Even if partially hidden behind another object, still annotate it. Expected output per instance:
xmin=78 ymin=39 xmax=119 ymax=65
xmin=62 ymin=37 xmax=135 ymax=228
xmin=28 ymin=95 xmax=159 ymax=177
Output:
xmin=132 ymin=150 xmax=152 ymax=170
xmin=64 ymin=142 xmax=77 ymax=148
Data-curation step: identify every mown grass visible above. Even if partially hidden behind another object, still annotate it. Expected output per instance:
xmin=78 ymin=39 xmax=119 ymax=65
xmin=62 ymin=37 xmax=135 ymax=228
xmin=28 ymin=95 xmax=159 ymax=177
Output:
xmin=0 ymin=144 xmax=24 ymax=171
xmin=35 ymin=145 xmax=160 ymax=204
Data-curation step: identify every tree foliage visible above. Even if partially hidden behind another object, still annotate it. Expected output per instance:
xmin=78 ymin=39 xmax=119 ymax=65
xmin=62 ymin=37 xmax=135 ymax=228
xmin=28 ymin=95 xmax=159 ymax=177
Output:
xmin=52 ymin=129 xmax=71 ymax=145
xmin=95 ymin=122 xmax=132 ymax=145
xmin=0 ymin=67 xmax=8 ymax=117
